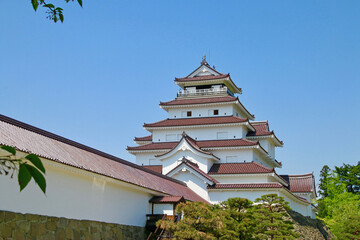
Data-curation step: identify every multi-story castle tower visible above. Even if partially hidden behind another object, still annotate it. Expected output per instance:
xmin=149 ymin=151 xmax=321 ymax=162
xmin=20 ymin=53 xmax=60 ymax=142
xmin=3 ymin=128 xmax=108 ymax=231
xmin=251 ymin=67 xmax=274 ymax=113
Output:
xmin=127 ymin=57 xmax=316 ymax=218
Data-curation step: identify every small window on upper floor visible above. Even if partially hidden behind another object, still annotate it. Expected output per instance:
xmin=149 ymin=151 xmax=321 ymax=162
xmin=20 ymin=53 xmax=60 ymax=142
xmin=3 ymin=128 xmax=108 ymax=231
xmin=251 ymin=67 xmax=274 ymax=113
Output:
xmin=213 ymin=109 xmax=219 ymax=115
xmin=187 ymin=111 xmax=192 ymax=117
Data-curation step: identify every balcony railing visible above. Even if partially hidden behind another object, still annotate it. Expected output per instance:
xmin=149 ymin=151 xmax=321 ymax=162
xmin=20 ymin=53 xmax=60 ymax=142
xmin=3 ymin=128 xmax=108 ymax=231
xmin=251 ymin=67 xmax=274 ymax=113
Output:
xmin=177 ymin=87 xmax=228 ymax=97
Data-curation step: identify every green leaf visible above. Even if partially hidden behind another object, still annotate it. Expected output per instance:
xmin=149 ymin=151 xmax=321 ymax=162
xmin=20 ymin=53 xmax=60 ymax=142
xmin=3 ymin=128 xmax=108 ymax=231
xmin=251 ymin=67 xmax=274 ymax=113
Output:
xmin=0 ymin=145 xmax=16 ymax=155
xmin=59 ymin=13 xmax=64 ymax=23
xmin=25 ymin=154 xmax=45 ymax=173
xmin=18 ymin=163 xmax=32 ymax=191
xmin=25 ymin=164 xmax=46 ymax=194
xmin=43 ymin=3 xmax=55 ymax=8
xmin=31 ymin=0 xmax=39 ymax=11
xmin=77 ymin=0 xmax=83 ymax=7
xmin=55 ymin=7 xmax=63 ymax=11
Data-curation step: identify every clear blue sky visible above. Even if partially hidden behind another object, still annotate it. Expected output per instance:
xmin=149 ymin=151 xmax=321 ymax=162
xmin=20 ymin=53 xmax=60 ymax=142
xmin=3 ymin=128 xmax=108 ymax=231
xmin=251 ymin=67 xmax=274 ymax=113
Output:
xmin=1 ymin=1 xmax=359 ymax=185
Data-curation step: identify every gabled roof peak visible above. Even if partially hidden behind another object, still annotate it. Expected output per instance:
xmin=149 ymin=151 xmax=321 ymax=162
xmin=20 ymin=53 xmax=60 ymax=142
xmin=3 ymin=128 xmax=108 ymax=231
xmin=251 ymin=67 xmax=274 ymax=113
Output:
xmin=201 ymin=54 xmax=209 ymax=66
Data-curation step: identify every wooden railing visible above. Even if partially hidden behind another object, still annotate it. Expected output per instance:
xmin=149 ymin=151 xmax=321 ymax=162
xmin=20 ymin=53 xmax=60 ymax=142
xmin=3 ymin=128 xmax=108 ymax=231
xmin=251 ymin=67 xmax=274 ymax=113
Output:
xmin=177 ymin=87 xmax=228 ymax=97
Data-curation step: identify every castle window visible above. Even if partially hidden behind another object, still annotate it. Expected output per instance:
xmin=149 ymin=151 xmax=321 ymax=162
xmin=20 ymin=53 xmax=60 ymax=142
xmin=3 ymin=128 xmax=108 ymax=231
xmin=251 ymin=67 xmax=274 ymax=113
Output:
xmin=213 ymin=109 xmax=219 ymax=115
xmin=187 ymin=111 xmax=192 ymax=117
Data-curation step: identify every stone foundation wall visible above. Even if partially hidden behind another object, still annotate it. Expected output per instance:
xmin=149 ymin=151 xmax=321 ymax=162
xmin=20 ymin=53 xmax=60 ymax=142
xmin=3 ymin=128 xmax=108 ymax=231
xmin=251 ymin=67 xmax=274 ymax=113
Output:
xmin=0 ymin=210 xmax=145 ymax=240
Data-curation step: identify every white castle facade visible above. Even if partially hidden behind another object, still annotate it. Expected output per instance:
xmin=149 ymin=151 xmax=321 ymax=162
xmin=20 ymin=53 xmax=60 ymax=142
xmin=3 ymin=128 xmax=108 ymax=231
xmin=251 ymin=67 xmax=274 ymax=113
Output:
xmin=128 ymin=57 xmax=317 ymax=218
xmin=0 ymin=58 xmax=316 ymax=232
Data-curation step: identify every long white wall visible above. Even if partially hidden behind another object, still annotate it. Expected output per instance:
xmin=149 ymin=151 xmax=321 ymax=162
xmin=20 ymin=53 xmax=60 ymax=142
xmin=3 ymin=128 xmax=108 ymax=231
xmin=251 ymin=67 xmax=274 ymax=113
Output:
xmin=152 ymin=125 xmax=247 ymax=143
xmin=167 ymin=105 xmax=234 ymax=119
xmin=0 ymin=158 xmax=154 ymax=227
xmin=212 ymin=175 xmax=272 ymax=184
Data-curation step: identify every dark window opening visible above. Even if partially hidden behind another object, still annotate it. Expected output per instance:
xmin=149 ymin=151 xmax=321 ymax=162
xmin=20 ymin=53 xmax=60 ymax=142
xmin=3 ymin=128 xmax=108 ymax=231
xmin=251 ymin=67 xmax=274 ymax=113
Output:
xmin=187 ymin=111 xmax=192 ymax=117
xmin=213 ymin=109 xmax=219 ymax=115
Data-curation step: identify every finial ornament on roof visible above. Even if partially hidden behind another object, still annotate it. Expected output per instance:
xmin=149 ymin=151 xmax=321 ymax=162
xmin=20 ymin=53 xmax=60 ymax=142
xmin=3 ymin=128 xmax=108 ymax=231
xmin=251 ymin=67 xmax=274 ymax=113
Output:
xmin=201 ymin=54 xmax=209 ymax=66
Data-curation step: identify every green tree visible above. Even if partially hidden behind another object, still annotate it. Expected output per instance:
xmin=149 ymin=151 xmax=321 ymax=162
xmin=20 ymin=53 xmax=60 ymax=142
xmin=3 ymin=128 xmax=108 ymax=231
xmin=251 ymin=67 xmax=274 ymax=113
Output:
xmin=335 ymin=163 xmax=360 ymax=194
xmin=318 ymin=168 xmax=360 ymax=239
xmin=157 ymin=195 xmax=299 ymax=240
xmin=220 ymin=197 xmax=256 ymax=240
xmin=31 ymin=0 xmax=82 ymax=23
xmin=319 ymin=165 xmax=331 ymax=198
xmin=253 ymin=194 xmax=299 ymax=240
xmin=0 ymin=145 xmax=46 ymax=193
xmin=157 ymin=201 xmax=231 ymax=240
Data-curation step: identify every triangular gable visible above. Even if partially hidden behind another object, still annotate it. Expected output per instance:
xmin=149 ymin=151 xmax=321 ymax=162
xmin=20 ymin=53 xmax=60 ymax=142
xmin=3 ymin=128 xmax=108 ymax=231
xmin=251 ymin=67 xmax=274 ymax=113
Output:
xmin=167 ymin=158 xmax=218 ymax=185
xmin=155 ymin=133 xmax=219 ymax=161
xmin=187 ymin=64 xmax=221 ymax=78
xmin=186 ymin=56 xmax=223 ymax=78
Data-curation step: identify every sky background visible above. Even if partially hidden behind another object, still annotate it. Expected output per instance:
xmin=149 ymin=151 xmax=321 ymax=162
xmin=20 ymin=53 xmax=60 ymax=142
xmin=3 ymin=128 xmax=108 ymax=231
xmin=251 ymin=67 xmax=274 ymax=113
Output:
xmin=1 ymin=1 xmax=360 ymax=185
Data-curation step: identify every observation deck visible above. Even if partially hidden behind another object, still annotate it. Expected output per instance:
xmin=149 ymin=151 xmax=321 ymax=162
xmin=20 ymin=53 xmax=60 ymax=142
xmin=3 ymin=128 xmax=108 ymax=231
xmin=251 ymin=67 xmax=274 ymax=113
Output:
xmin=177 ymin=86 xmax=233 ymax=98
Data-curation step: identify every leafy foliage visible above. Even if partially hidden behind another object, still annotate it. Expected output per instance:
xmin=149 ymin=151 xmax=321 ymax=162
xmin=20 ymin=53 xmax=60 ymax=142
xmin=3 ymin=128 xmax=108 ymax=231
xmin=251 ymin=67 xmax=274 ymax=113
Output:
xmin=253 ymin=194 xmax=299 ymax=240
xmin=157 ymin=195 xmax=298 ymax=240
xmin=0 ymin=145 xmax=46 ymax=193
xmin=220 ymin=197 xmax=256 ymax=240
xmin=335 ymin=163 xmax=360 ymax=194
xmin=31 ymin=0 xmax=83 ymax=23
xmin=317 ymin=163 xmax=360 ymax=239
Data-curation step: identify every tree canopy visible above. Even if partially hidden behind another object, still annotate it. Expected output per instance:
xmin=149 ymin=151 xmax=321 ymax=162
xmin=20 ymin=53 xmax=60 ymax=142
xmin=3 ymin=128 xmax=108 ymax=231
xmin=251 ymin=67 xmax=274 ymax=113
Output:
xmin=157 ymin=194 xmax=299 ymax=240
xmin=317 ymin=163 xmax=360 ymax=239
xmin=31 ymin=0 xmax=82 ymax=23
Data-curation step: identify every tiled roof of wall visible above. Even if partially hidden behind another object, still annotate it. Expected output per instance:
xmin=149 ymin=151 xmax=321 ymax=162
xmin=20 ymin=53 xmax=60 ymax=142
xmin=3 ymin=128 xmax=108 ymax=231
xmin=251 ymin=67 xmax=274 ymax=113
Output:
xmin=144 ymin=116 xmax=248 ymax=128
xmin=208 ymin=162 xmax=274 ymax=175
xmin=160 ymin=96 xmax=237 ymax=106
xmin=0 ymin=114 xmax=206 ymax=202
xmin=280 ymin=173 xmax=315 ymax=193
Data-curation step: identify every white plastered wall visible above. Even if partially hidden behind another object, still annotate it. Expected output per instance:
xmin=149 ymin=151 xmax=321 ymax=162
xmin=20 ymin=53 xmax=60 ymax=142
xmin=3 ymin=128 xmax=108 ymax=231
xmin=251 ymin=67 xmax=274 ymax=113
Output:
xmin=135 ymin=152 xmax=165 ymax=166
xmin=0 ymin=158 xmax=154 ymax=227
xmin=208 ymin=189 xmax=312 ymax=218
xmin=211 ymin=149 xmax=254 ymax=163
xmin=171 ymin=170 xmax=210 ymax=201
xmin=152 ymin=125 xmax=245 ymax=142
xmin=259 ymin=139 xmax=276 ymax=159
xmin=161 ymin=147 xmax=214 ymax=174
xmin=211 ymin=174 xmax=271 ymax=184
xmin=153 ymin=204 xmax=174 ymax=215
xmin=167 ymin=105 xmax=234 ymax=119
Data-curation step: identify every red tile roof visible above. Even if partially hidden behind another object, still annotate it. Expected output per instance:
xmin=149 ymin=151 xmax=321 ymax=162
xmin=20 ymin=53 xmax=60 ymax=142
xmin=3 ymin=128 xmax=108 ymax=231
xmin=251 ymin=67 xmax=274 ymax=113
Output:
xmin=155 ymin=134 xmax=219 ymax=159
xmin=134 ymin=135 xmax=152 ymax=141
xmin=167 ymin=158 xmax=219 ymax=184
xmin=197 ymin=139 xmax=257 ymax=148
xmin=247 ymin=122 xmax=272 ymax=136
xmin=144 ymin=116 xmax=248 ymax=128
xmin=280 ymin=173 xmax=315 ymax=193
xmin=160 ymin=96 xmax=238 ymax=106
xmin=127 ymin=138 xmax=258 ymax=151
xmin=149 ymin=196 xmax=185 ymax=203
xmin=142 ymin=165 xmax=162 ymax=174
xmin=208 ymin=183 xmax=310 ymax=204
xmin=247 ymin=122 xmax=283 ymax=145
xmin=175 ymin=74 xmax=230 ymax=82
xmin=0 ymin=114 xmax=206 ymax=203
xmin=208 ymin=162 xmax=274 ymax=175
xmin=207 ymin=183 xmax=283 ymax=189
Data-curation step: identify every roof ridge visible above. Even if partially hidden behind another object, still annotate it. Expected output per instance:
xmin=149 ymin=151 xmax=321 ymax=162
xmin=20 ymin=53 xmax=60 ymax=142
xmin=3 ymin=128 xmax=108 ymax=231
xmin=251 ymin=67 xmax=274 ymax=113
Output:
xmin=168 ymin=159 xmax=219 ymax=183
xmin=250 ymin=121 xmax=268 ymax=125
xmin=0 ymin=114 xmax=187 ymax=187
